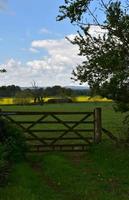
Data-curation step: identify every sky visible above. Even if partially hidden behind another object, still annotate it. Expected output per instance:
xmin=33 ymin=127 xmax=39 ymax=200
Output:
xmin=0 ymin=0 xmax=81 ymax=87
xmin=0 ymin=0 xmax=104 ymax=87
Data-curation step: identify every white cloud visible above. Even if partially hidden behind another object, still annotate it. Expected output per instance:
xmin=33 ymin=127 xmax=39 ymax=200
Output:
xmin=29 ymin=36 xmax=84 ymax=85
xmin=39 ymin=28 xmax=52 ymax=34
xmin=29 ymin=48 xmax=39 ymax=53
xmin=31 ymin=35 xmax=81 ymax=63
xmin=39 ymin=27 xmax=62 ymax=37
xmin=0 ymin=35 xmax=84 ymax=87
xmin=89 ymin=25 xmax=108 ymax=37
xmin=0 ymin=24 xmax=109 ymax=88
xmin=0 ymin=59 xmax=38 ymax=86
xmin=0 ymin=27 xmax=107 ymax=87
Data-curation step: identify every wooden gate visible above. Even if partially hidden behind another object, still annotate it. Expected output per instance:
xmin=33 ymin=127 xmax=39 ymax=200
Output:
xmin=0 ymin=108 xmax=101 ymax=152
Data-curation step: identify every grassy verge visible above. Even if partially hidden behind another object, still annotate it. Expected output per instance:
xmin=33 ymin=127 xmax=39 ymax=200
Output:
xmin=0 ymin=103 xmax=128 ymax=200
xmin=0 ymin=142 xmax=129 ymax=200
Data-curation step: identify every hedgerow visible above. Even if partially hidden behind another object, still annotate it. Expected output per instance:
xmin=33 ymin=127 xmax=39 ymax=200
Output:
xmin=0 ymin=118 xmax=27 ymax=186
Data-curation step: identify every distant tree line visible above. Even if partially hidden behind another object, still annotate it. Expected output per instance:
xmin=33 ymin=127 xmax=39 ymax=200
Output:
xmin=0 ymin=85 xmax=21 ymax=97
xmin=0 ymin=85 xmax=90 ymax=100
xmin=43 ymin=85 xmax=90 ymax=97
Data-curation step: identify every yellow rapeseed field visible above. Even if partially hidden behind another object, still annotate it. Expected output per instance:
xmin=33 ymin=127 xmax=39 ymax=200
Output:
xmin=72 ymin=96 xmax=112 ymax=102
xmin=0 ymin=98 xmax=14 ymax=105
xmin=0 ymin=96 xmax=112 ymax=104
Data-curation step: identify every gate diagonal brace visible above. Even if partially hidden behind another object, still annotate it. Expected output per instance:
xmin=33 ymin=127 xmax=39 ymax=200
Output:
xmin=50 ymin=113 xmax=92 ymax=145
xmin=26 ymin=114 xmax=48 ymax=130
xmin=2 ymin=114 xmax=48 ymax=145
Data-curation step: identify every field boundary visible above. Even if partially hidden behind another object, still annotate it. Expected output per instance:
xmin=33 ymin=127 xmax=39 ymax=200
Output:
xmin=0 ymin=108 xmax=102 ymax=152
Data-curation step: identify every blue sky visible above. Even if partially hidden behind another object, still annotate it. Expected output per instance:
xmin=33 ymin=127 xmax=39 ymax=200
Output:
xmin=0 ymin=0 xmax=82 ymax=87
xmin=0 ymin=0 xmax=101 ymax=87
xmin=0 ymin=0 xmax=75 ymax=61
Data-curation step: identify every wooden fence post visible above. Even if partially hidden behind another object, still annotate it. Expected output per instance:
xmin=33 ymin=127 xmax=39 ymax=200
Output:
xmin=0 ymin=109 xmax=2 ymax=143
xmin=94 ymin=108 xmax=102 ymax=143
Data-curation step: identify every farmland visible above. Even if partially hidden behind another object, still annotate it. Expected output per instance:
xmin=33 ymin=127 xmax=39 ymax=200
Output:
xmin=0 ymin=102 xmax=129 ymax=200
xmin=0 ymin=96 xmax=112 ymax=105
xmin=0 ymin=101 xmax=124 ymax=137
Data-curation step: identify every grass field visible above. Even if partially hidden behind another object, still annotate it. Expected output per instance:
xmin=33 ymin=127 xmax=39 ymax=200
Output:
xmin=0 ymin=102 xmax=125 ymax=137
xmin=0 ymin=102 xmax=129 ymax=200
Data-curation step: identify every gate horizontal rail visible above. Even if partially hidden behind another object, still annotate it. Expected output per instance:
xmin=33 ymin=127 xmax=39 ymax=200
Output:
xmin=28 ymin=144 xmax=91 ymax=152
xmin=15 ymin=121 xmax=94 ymax=124
xmin=0 ymin=108 xmax=102 ymax=152
xmin=26 ymin=136 xmax=93 ymax=141
xmin=1 ymin=111 xmax=94 ymax=115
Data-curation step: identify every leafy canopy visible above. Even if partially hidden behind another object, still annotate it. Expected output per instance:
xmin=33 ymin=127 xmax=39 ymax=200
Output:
xmin=58 ymin=0 xmax=129 ymax=111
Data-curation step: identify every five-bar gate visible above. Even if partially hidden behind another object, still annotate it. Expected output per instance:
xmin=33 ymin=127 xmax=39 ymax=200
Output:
xmin=0 ymin=108 xmax=102 ymax=152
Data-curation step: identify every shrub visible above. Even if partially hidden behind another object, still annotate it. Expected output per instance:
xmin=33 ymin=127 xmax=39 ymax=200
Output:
xmin=13 ymin=91 xmax=33 ymax=105
xmin=0 ymin=144 xmax=10 ymax=186
xmin=0 ymin=118 xmax=27 ymax=162
xmin=0 ymin=118 xmax=27 ymax=186
xmin=122 ymin=114 xmax=129 ymax=142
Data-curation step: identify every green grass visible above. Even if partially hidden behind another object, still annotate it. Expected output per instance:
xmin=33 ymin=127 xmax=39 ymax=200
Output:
xmin=0 ymin=102 xmax=126 ymax=137
xmin=0 ymin=162 xmax=64 ymax=200
xmin=0 ymin=102 xmax=129 ymax=200
xmin=1 ymin=142 xmax=129 ymax=200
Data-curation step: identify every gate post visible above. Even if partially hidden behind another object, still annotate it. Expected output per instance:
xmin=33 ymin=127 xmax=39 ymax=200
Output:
xmin=94 ymin=108 xmax=102 ymax=143
xmin=0 ymin=109 xmax=2 ymax=142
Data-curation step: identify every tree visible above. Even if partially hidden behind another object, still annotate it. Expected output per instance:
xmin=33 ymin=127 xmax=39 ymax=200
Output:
xmin=0 ymin=85 xmax=21 ymax=97
xmin=58 ymin=0 xmax=129 ymax=111
xmin=44 ymin=85 xmax=73 ymax=97
xmin=0 ymin=69 xmax=6 ymax=73
xmin=14 ymin=90 xmax=32 ymax=105
xmin=31 ymin=81 xmax=44 ymax=104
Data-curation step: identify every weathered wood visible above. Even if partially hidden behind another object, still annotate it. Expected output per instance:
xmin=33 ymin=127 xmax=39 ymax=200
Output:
xmin=26 ymin=114 xmax=48 ymax=130
xmin=28 ymin=144 xmax=90 ymax=152
xmin=28 ymin=149 xmax=89 ymax=153
xmin=50 ymin=113 xmax=92 ymax=145
xmin=0 ymin=109 xmax=96 ymax=152
xmin=102 ymin=128 xmax=118 ymax=142
xmin=1 ymin=111 xmax=94 ymax=115
xmin=26 ymin=136 xmax=93 ymax=141
xmin=2 ymin=114 xmax=48 ymax=145
xmin=24 ymin=129 xmax=94 ymax=132
xmin=94 ymin=108 xmax=102 ymax=143
xmin=16 ymin=120 xmax=94 ymax=124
